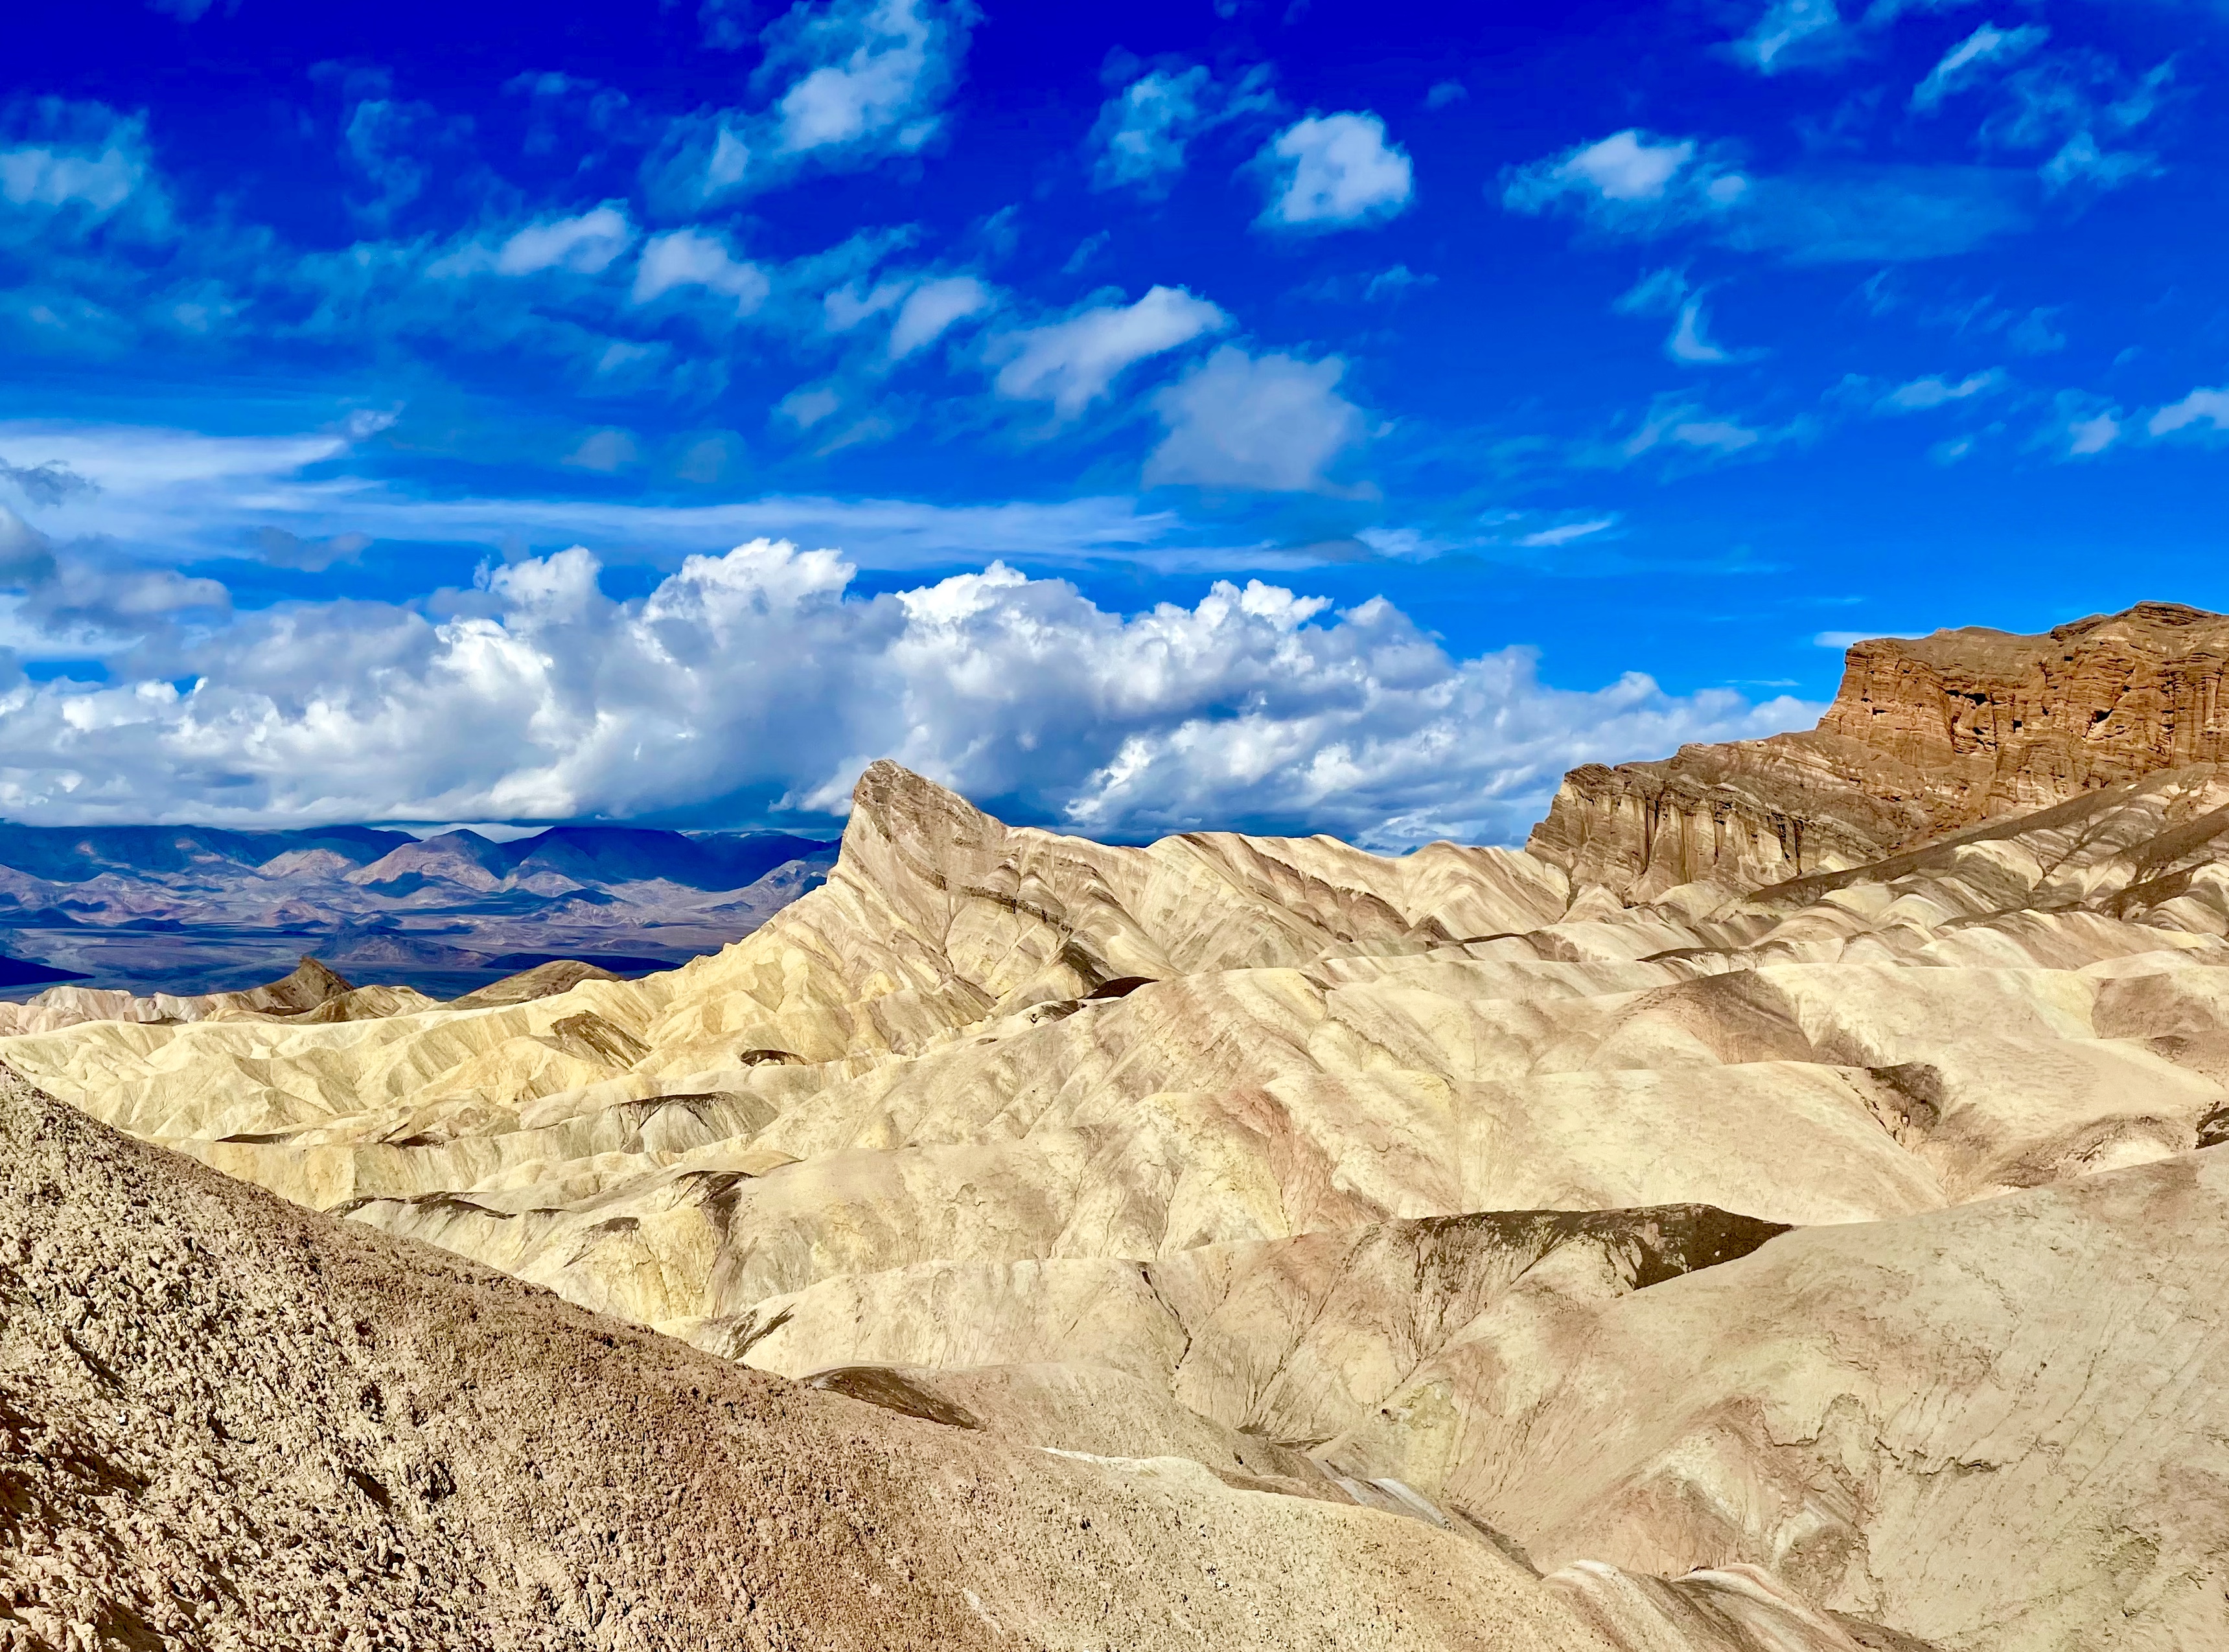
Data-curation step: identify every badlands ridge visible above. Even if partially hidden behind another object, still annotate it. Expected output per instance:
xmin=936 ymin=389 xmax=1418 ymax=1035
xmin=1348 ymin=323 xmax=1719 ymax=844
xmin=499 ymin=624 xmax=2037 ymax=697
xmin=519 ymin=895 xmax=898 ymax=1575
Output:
xmin=6 ymin=601 xmax=2229 ymax=1649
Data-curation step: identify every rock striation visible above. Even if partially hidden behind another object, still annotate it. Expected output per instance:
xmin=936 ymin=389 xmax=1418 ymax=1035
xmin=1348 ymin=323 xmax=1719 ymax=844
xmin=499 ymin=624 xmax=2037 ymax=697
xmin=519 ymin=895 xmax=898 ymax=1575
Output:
xmin=12 ymin=604 xmax=2229 ymax=1651
xmin=0 ymin=1064 xmax=1649 ymax=1652
xmin=1530 ymin=601 xmax=2229 ymax=904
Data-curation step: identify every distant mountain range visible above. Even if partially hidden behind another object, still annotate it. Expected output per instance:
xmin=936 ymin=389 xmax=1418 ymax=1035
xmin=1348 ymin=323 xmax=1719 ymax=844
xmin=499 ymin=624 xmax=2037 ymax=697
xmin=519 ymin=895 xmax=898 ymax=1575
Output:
xmin=0 ymin=822 xmax=838 ymax=997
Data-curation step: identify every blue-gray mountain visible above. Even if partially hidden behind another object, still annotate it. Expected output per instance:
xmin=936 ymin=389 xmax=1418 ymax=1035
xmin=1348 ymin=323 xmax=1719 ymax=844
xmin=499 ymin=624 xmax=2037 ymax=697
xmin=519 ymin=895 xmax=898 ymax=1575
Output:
xmin=0 ymin=823 xmax=837 ymax=997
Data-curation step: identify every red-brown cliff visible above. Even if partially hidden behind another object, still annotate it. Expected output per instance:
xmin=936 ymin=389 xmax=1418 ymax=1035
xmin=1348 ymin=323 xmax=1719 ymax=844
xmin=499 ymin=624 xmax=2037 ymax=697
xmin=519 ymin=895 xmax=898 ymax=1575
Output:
xmin=1529 ymin=602 xmax=2229 ymax=903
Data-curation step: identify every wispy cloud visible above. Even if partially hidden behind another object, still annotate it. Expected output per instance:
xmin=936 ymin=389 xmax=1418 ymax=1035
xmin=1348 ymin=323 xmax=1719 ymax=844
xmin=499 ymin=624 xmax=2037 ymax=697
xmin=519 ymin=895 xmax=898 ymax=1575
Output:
xmin=1354 ymin=511 xmax=1623 ymax=564
xmin=0 ymin=100 xmax=170 ymax=244
xmin=1972 ymin=47 xmax=2174 ymax=194
xmin=1814 ymin=626 xmax=1931 ymax=648
xmin=1517 ymin=516 xmax=1618 ymax=548
xmin=0 ymin=417 xmax=1206 ymax=573
xmin=428 ymin=203 xmax=638 ymax=279
xmin=1875 ymin=369 xmax=2005 ymax=411
xmin=1088 ymin=62 xmax=1276 ymax=197
xmin=988 ymin=286 xmax=1227 ymax=420
xmin=2040 ymin=131 xmax=2158 ymax=193
xmin=1725 ymin=0 xmax=2012 ymax=78
xmin=1664 ymin=299 xmax=1753 ymax=363
xmin=644 ymin=0 xmax=980 ymax=209
xmin=1911 ymin=23 xmax=2049 ymax=112
xmin=2029 ymin=391 xmax=2123 ymax=459
xmin=1571 ymin=393 xmax=1812 ymax=473
xmin=1505 ymin=128 xmax=2031 ymax=262
xmin=630 ymin=229 xmax=770 ymax=310
xmin=885 ymin=274 xmax=994 ymax=358
xmin=2147 ymin=387 xmax=2229 ymax=441
xmin=1611 ymin=268 xmax=1759 ymax=364
xmin=1729 ymin=0 xmax=1849 ymax=75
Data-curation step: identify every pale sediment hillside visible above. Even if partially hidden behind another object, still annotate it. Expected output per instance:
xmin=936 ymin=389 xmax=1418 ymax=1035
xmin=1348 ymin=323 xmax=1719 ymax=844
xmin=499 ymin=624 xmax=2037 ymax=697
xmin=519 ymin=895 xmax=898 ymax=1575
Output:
xmin=10 ymin=604 xmax=2229 ymax=1649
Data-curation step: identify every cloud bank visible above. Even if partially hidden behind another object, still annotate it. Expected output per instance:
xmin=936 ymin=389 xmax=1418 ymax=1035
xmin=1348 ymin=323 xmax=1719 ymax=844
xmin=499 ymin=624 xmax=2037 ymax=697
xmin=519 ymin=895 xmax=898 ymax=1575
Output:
xmin=0 ymin=538 xmax=1815 ymax=845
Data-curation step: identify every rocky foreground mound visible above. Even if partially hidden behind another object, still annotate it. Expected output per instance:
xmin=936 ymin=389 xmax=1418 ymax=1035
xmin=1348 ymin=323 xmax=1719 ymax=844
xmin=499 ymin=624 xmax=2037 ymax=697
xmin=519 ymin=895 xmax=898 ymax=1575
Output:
xmin=2 ymin=1066 xmax=1658 ymax=1652
xmin=7 ymin=602 xmax=2229 ymax=1649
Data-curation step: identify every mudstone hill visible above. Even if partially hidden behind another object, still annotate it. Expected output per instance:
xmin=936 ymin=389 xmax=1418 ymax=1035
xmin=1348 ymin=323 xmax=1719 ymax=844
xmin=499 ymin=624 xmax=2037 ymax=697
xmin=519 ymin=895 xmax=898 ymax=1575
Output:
xmin=6 ymin=601 xmax=2229 ymax=1651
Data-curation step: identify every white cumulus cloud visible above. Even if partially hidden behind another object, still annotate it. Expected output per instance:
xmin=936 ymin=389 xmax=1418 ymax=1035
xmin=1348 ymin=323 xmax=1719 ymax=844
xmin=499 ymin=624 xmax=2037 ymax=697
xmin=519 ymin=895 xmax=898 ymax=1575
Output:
xmin=1254 ymin=111 xmax=1414 ymax=231
xmin=770 ymin=0 xmax=971 ymax=154
xmin=1518 ymin=130 xmax=1702 ymax=205
xmin=0 ymin=538 xmax=1819 ymax=847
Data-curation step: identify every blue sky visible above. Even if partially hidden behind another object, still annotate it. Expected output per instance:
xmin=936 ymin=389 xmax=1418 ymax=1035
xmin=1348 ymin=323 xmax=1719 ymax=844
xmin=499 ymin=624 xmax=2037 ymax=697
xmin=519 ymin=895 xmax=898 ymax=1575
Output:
xmin=0 ymin=0 xmax=2223 ymax=842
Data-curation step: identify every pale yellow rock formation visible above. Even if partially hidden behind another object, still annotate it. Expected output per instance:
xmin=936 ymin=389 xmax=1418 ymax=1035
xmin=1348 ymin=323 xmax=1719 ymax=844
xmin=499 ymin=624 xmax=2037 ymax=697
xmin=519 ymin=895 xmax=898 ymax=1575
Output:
xmin=0 ymin=954 xmax=361 ymax=1036
xmin=12 ymin=614 xmax=2229 ymax=1649
xmin=2 ymin=1064 xmax=1652 ymax=1652
xmin=446 ymin=958 xmax=624 ymax=1009
xmin=1330 ymin=1149 xmax=2229 ymax=1651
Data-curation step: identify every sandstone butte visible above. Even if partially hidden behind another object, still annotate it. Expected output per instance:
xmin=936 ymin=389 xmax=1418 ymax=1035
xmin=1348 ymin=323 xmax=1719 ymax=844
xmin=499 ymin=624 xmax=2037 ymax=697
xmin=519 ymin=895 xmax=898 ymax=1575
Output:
xmin=6 ymin=599 xmax=2229 ymax=1652
xmin=1531 ymin=598 xmax=2229 ymax=902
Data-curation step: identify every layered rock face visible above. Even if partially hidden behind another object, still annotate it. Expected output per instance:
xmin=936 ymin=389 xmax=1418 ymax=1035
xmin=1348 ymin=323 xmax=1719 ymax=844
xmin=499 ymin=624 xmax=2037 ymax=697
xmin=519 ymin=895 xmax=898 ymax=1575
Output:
xmin=12 ymin=608 xmax=2229 ymax=1651
xmin=10 ymin=735 xmax=2229 ymax=1649
xmin=1530 ymin=601 xmax=2229 ymax=904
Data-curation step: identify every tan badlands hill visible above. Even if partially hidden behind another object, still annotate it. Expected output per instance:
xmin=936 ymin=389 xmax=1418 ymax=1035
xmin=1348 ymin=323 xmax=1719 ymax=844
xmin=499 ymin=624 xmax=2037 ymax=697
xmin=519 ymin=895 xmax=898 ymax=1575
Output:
xmin=6 ymin=601 xmax=2229 ymax=1649
xmin=1 ymin=1065 xmax=1663 ymax=1652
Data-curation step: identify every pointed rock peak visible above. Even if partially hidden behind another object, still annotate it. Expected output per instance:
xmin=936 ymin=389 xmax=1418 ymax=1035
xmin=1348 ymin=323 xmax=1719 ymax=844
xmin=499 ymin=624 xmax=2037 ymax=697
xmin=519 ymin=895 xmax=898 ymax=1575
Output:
xmin=295 ymin=954 xmax=350 ymax=982
xmin=848 ymin=760 xmax=1002 ymax=852
xmin=282 ymin=956 xmax=355 ymax=1000
xmin=227 ymin=956 xmax=356 ymax=1014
